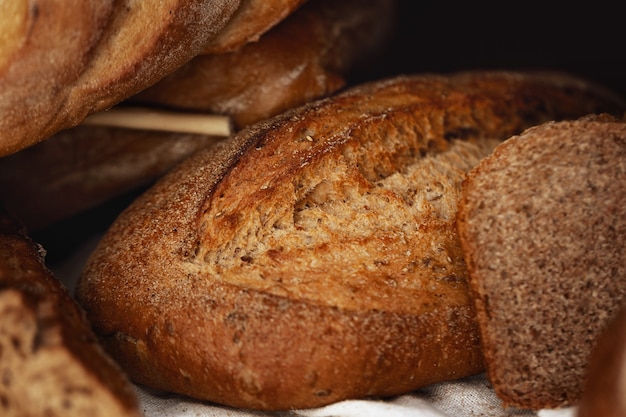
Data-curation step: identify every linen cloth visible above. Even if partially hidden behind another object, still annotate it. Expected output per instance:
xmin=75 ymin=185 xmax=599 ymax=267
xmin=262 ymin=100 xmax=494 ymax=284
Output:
xmin=135 ymin=374 xmax=577 ymax=417
xmin=55 ymin=236 xmax=577 ymax=417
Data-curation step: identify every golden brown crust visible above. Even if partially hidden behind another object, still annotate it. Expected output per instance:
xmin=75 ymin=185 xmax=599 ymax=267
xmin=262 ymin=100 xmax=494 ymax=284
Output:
xmin=76 ymin=71 xmax=625 ymax=410
xmin=0 ymin=0 xmax=114 ymax=156
xmin=0 ymin=0 xmax=243 ymax=157
xmin=201 ymin=0 xmax=308 ymax=54
xmin=0 ymin=209 xmax=141 ymax=416
xmin=457 ymin=116 xmax=626 ymax=409
xmin=132 ymin=0 xmax=396 ymax=128
xmin=578 ymin=305 xmax=626 ymax=417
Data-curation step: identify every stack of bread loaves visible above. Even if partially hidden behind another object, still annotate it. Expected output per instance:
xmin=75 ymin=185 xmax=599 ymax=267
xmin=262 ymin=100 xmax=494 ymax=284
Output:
xmin=0 ymin=0 xmax=395 ymax=233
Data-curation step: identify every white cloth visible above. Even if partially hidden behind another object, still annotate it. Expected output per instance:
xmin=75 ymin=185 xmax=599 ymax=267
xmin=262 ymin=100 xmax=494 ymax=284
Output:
xmin=135 ymin=374 xmax=577 ymax=417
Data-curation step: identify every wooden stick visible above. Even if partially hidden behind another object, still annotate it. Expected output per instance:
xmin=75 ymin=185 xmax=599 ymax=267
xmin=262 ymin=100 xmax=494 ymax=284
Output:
xmin=82 ymin=107 xmax=232 ymax=137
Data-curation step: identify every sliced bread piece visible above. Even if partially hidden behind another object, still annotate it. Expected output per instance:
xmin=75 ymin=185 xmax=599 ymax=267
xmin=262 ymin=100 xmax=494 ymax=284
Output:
xmin=0 ymin=210 xmax=141 ymax=417
xmin=457 ymin=114 xmax=626 ymax=409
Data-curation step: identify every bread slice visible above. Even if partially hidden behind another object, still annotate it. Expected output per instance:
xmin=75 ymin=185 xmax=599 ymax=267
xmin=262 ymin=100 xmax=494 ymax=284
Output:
xmin=76 ymin=71 xmax=625 ymax=410
xmin=0 ymin=210 xmax=141 ymax=416
xmin=457 ymin=115 xmax=626 ymax=409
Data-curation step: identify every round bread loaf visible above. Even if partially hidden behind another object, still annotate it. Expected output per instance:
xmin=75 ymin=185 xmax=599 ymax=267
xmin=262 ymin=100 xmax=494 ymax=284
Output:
xmin=76 ymin=71 xmax=625 ymax=410
xmin=457 ymin=115 xmax=626 ymax=409
xmin=577 ymin=304 xmax=626 ymax=417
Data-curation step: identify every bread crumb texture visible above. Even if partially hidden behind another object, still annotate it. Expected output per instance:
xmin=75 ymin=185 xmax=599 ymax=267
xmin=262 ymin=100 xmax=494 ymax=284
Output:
xmin=457 ymin=115 xmax=626 ymax=409
xmin=77 ymin=71 xmax=626 ymax=410
xmin=0 ymin=218 xmax=141 ymax=416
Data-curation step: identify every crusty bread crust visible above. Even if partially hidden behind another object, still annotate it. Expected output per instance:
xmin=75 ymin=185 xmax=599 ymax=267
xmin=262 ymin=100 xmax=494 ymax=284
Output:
xmin=0 ymin=210 xmax=141 ymax=417
xmin=77 ymin=71 xmax=625 ymax=410
xmin=201 ymin=0 xmax=308 ymax=54
xmin=457 ymin=115 xmax=626 ymax=409
xmin=0 ymin=126 xmax=218 ymax=231
xmin=132 ymin=0 xmax=396 ymax=128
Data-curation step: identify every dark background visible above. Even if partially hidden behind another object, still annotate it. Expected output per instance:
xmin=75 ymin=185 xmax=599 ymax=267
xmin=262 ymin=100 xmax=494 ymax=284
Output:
xmin=373 ymin=1 xmax=626 ymax=100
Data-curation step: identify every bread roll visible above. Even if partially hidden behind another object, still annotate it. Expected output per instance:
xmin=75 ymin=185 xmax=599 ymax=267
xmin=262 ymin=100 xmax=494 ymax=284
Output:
xmin=132 ymin=0 xmax=396 ymax=128
xmin=0 ymin=0 xmax=313 ymax=157
xmin=76 ymin=71 xmax=625 ymax=410
xmin=0 ymin=209 xmax=141 ymax=416
xmin=457 ymin=115 xmax=626 ymax=409
xmin=577 ymin=304 xmax=626 ymax=417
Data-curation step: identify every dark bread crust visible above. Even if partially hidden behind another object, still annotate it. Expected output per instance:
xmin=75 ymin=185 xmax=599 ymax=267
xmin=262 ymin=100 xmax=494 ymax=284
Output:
xmin=0 ymin=210 xmax=141 ymax=416
xmin=578 ymin=304 xmax=626 ymax=417
xmin=0 ymin=126 xmax=218 ymax=231
xmin=77 ymin=71 xmax=625 ymax=410
xmin=457 ymin=115 xmax=626 ymax=409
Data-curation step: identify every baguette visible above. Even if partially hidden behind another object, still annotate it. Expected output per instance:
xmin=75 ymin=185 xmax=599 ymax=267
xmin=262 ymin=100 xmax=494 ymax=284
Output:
xmin=457 ymin=115 xmax=626 ymax=409
xmin=0 ymin=0 xmax=313 ymax=157
xmin=131 ymin=0 xmax=396 ymax=128
xmin=0 ymin=209 xmax=141 ymax=417
xmin=0 ymin=125 xmax=222 ymax=232
xmin=201 ymin=0 xmax=307 ymax=54
xmin=76 ymin=71 xmax=625 ymax=410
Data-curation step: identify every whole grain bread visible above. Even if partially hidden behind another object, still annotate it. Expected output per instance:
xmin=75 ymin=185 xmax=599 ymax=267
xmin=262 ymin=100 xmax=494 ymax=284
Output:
xmin=76 ymin=71 xmax=625 ymax=410
xmin=457 ymin=115 xmax=626 ymax=409
xmin=132 ymin=0 xmax=396 ymax=129
xmin=577 ymin=303 xmax=626 ymax=417
xmin=0 ymin=209 xmax=141 ymax=417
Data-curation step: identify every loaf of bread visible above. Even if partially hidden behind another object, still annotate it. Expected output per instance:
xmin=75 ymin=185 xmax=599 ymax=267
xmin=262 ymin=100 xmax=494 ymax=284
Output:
xmin=577 ymin=303 xmax=626 ymax=417
xmin=457 ymin=115 xmax=626 ymax=409
xmin=0 ymin=126 xmax=218 ymax=232
xmin=0 ymin=0 xmax=395 ymax=233
xmin=131 ymin=0 xmax=396 ymax=128
xmin=76 ymin=71 xmax=625 ymax=410
xmin=0 ymin=0 xmax=315 ymax=157
xmin=0 ymin=209 xmax=141 ymax=416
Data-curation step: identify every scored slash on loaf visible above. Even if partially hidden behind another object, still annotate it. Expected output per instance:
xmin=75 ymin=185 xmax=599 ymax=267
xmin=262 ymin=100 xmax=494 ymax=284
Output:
xmin=75 ymin=70 xmax=625 ymax=410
